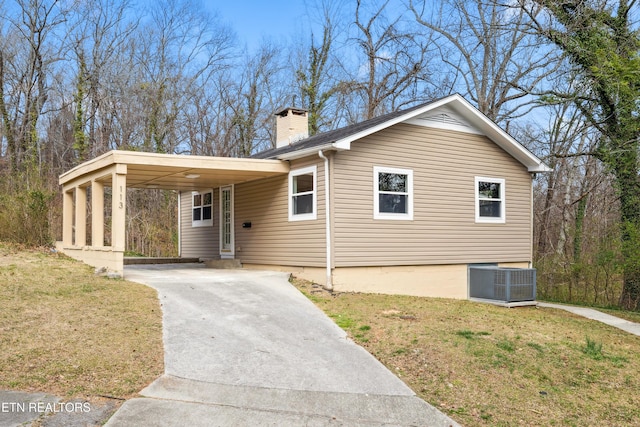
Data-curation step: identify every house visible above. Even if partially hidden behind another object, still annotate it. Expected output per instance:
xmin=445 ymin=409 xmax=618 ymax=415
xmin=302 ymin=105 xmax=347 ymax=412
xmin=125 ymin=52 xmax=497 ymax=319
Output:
xmin=57 ymin=94 xmax=549 ymax=299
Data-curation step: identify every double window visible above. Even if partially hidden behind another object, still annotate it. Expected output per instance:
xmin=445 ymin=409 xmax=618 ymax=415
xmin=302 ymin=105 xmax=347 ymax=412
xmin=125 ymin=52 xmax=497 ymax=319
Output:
xmin=475 ymin=177 xmax=505 ymax=223
xmin=289 ymin=166 xmax=317 ymax=221
xmin=374 ymin=166 xmax=413 ymax=220
xmin=192 ymin=190 xmax=213 ymax=227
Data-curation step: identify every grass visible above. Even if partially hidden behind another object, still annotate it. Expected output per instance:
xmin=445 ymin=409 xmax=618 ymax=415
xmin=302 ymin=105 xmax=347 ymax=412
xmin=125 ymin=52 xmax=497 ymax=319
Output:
xmin=294 ymin=279 xmax=640 ymax=427
xmin=0 ymin=243 xmax=163 ymax=399
xmin=582 ymin=337 xmax=604 ymax=360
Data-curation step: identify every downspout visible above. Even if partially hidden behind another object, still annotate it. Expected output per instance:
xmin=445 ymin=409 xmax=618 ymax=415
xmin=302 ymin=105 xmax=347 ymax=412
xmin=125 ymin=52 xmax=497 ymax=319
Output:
xmin=177 ymin=191 xmax=181 ymax=257
xmin=318 ymin=150 xmax=333 ymax=290
xmin=530 ymin=174 xmax=535 ymax=269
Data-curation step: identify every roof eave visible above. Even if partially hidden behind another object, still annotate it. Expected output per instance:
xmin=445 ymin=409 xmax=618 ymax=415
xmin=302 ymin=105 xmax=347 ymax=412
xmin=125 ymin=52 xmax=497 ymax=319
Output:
xmin=275 ymin=141 xmax=351 ymax=160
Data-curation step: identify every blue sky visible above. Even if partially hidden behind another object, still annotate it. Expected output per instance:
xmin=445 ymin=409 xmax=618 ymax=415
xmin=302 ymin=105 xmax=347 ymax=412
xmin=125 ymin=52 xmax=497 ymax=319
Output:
xmin=209 ymin=2 xmax=311 ymax=50
xmin=206 ymin=0 xmax=414 ymax=54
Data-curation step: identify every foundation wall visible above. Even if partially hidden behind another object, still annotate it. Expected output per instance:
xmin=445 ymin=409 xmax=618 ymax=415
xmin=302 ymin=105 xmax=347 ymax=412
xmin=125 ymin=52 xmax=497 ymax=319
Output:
xmin=244 ymin=261 xmax=531 ymax=299
xmin=242 ymin=264 xmax=327 ymax=285
xmin=332 ymin=265 xmax=468 ymax=299
xmin=56 ymin=241 xmax=124 ymax=276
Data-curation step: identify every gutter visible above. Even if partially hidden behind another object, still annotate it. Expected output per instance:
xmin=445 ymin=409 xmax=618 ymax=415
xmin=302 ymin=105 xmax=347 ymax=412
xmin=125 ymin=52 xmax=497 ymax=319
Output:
xmin=318 ymin=150 xmax=333 ymax=290
xmin=278 ymin=140 xmax=350 ymax=161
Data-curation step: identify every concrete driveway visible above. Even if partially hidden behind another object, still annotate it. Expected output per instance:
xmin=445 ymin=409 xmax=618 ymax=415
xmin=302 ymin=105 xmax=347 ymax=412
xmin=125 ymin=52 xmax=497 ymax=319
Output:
xmin=105 ymin=264 xmax=459 ymax=426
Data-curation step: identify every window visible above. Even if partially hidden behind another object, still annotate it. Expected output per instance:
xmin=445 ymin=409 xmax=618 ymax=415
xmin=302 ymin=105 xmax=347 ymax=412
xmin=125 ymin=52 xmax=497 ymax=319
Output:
xmin=475 ymin=177 xmax=505 ymax=223
xmin=289 ymin=166 xmax=317 ymax=221
xmin=374 ymin=166 xmax=413 ymax=220
xmin=192 ymin=190 xmax=213 ymax=227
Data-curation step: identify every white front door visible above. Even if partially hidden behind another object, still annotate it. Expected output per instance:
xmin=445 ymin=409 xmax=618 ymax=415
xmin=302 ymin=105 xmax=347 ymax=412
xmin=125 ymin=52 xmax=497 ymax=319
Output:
xmin=219 ymin=185 xmax=234 ymax=259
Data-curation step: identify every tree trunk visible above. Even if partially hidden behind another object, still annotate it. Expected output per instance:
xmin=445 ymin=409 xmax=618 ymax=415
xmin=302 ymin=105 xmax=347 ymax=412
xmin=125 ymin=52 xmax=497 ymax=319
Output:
xmin=536 ymin=171 xmax=555 ymax=256
xmin=0 ymin=51 xmax=17 ymax=172
xmin=615 ymin=157 xmax=640 ymax=310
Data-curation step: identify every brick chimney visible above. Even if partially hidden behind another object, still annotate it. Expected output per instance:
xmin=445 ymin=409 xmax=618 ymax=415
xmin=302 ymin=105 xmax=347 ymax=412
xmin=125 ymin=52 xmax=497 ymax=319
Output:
xmin=275 ymin=107 xmax=309 ymax=148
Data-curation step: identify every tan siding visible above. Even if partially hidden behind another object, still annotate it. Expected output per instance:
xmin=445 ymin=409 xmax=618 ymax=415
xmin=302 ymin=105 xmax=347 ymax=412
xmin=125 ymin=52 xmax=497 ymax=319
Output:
xmin=234 ymin=157 xmax=327 ymax=267
xmin=333 ymin=123 xmax=532 ymax=267
xmin=179 ymin=190 xmax=218 ymax=258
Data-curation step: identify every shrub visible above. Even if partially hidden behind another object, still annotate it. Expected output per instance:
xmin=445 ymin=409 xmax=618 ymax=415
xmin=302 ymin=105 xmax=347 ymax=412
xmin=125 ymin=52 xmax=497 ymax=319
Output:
xmin=0 ymin=173 xmax=54 ymax=246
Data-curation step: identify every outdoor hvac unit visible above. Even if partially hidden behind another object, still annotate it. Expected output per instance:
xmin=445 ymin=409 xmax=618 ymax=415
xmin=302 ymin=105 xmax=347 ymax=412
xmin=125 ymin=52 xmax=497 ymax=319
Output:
xmin=468 ymin=266 xmax=537 ymax=303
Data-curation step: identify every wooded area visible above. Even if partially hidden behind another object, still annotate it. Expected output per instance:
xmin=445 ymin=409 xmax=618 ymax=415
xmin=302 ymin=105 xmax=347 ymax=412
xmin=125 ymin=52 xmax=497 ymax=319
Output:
xmin=0 ymin=0 xmax=638 ymax=310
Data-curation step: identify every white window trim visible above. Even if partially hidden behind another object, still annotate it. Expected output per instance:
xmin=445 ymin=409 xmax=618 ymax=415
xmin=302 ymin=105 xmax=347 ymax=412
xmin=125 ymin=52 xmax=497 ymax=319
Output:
xmin=289 ymin=165 xmax=317 ymax=221
xmin=475 ymin=176 xmax=506 ymax=223
xmin=192 ymin=189 xmax=213 ymax=227
xmin=374 ymin=166 xmax=414 ymax=220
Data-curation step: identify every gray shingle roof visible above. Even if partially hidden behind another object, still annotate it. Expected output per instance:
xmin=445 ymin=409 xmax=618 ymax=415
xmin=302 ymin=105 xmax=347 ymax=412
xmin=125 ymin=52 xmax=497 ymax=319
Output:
xmin=251 ymin=94 xmax=550 ymax=173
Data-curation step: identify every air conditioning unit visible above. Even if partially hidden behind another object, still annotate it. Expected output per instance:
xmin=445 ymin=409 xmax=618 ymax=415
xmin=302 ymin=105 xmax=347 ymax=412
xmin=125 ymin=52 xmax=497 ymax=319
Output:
xmin=468 ymin=266 xmax=536 ymax=302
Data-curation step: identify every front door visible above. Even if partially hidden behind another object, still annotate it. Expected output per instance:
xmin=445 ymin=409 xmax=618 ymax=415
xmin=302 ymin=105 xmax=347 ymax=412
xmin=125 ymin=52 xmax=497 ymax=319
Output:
xmin=219 ymin=185 xmax=234 ymax=259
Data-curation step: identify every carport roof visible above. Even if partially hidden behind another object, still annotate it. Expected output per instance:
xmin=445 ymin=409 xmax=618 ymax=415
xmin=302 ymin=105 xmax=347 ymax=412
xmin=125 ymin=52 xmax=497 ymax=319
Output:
xmin=59 ymin=150 xmax=290 ymax=190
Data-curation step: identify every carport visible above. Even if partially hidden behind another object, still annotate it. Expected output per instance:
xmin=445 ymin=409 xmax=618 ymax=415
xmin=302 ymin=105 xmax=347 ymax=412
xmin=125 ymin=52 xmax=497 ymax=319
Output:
xmin=56 ymin=150 xmax=289 ymax=276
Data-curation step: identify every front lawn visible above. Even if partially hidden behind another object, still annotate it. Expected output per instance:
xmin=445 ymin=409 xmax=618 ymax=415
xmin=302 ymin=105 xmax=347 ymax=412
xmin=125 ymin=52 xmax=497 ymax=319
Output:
xmin=294 ymin=279 xmax=640 ymax=426
xmin=0 ymin=244 xmax=163 ymax=399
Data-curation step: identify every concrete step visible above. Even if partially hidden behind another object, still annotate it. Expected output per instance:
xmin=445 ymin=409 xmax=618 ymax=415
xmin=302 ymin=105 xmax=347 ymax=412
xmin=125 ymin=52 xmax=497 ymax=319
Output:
xmin=204 ymin=259 xmax=242 ymax=269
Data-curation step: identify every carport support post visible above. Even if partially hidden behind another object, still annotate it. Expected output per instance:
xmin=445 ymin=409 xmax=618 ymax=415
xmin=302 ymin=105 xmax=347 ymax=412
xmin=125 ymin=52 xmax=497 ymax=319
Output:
xmin=62 ymin=188 xmax=74 ymax=246
xmin=74 ymin=185 xmax=87 ymax=246
xmin=91 ymin=180 xmax=104 ymax=247
xmin=111 ymin=168 xmax=127 ymax=252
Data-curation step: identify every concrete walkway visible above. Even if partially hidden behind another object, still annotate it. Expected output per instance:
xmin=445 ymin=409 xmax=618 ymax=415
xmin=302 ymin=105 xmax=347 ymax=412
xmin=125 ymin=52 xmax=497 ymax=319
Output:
xmin=539 ymin=302 xmax=640 ymax=337
xmin=104 ymin=264 xmax=459 ymax=426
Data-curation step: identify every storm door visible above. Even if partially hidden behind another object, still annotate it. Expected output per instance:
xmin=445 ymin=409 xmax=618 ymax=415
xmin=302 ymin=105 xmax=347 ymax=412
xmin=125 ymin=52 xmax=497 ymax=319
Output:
xmin=219 ymin=185 xmax=234 ymax=258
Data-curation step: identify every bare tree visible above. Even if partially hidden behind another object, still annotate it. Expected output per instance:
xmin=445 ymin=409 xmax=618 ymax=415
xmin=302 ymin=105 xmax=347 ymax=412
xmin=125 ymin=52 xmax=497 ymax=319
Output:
xmin=293 ymin=6 xmax=350 ymax=135
xmin=67 ymin=0 xmax=139 ymax=161
xmin=225 ymin=42 xmax=285 ymax=156
xmin=351 ymin=0 xmax=433 ymax=120
xmin=410 ymin=0 xmax=559 ymax=125
xmin=531 ymin=98 xmax=591 ymax=257
xmin=180 ymin=75 xmax=226 ymax=156
xmin=134 ymin=0 xmax=235 ymax=153
xmin=0 ymin=0 xmax=67 ymax=173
